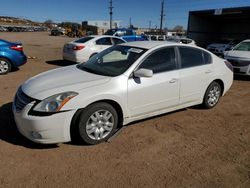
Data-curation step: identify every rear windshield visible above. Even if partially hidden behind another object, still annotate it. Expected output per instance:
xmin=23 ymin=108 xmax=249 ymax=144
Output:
xmin=74 ymin=37 xmax=94 ymax=43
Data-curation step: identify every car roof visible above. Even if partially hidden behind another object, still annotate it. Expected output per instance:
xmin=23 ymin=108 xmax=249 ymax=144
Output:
xmin=119 ymin=41 xmax=184 ymax=49
xmin=88 ymin=35 xmax=124 ymax=39
xmin=242 ymin=39 xmax=250 ymax=42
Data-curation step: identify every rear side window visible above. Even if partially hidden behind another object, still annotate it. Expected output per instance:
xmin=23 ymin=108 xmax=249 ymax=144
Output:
xmin=203 ymin=51 xmax=212 ymax=64
xmin=74 ymin=37 xmax=94 ymax=43
xmin=179 ymin=47 xmax=205 ymax=68
xmin=139 ymin=47 xmax=176 ymax=74
xmin=96 ymin=37 xmax=112 ymax=45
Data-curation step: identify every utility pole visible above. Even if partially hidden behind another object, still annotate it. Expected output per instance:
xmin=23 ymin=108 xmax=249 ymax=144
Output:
xmin=109 ymin=0 xmax=113 ymax=29
xmin=160 ymin=0 xmax=165 ymax=36
xmin=129 ymin=17 xmax=132 ymax=28
xmin=148 ymin=20 xmax=151 ymax=30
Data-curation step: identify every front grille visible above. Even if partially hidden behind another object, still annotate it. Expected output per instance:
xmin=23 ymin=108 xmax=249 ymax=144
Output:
xmin=228 ymin=59 xmax=250 ymax=67
xmin=14 ymin=87 xmax=35 ymax=112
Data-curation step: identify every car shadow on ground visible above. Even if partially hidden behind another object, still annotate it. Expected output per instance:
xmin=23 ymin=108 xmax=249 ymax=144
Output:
xmin=0 ymin=102 xmax=58 ymax=149
xmin=46 ymin=60 xmax=76 ymax=67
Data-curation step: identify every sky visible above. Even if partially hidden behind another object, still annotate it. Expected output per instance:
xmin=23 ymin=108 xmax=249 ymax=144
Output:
xmin=0 ymin=0 xmax=250 ymax=29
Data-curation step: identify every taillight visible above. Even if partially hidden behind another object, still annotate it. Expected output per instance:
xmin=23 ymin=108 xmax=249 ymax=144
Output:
xmin=10 ymin=45 xmax=23 ymax=51
xmin=72 ymin=45 xmax=84 ymax=50
xmin=225 ymin=60 xmax=233 ymax=72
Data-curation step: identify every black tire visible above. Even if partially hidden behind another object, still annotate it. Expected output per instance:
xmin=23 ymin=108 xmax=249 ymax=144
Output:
xmin=77 ymin=102 xmax=118 ymax=145
xmin=0 ymin=58 xmax=11 ymax=75
xmin=203 ymin=81 xmax=222 ymax=109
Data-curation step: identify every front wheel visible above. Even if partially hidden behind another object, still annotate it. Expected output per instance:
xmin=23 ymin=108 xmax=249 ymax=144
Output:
xmin=78 ymin=102 xmax=118 ymax=145
xmin=203 ymin=82 xmax=222 ymax=109
xmin=0 ymin=58 xmax=11 ymax=75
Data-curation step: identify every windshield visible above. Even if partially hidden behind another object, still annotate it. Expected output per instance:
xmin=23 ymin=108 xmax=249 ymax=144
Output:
xmin=233 ymin=42 xmax=250 ymax=51
xmin=77 ymin=45 xmax=147 ymax=76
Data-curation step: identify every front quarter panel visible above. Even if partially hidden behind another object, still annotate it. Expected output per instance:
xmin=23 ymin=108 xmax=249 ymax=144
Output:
xmin=61 ymin=75 xmax=129 ymax=120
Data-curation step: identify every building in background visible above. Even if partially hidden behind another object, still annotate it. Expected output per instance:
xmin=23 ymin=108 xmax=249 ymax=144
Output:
xmin=187 ymin=6 xmax=250 ymax=47
xmin=86 ymin=20 xmax=121 ymax=34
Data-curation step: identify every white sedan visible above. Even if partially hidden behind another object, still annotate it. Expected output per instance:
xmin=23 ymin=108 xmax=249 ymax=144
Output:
xmin=63 ymin=35 xmax=126 ymax=63
xmin=13 ymin=41 xmax=233 ymax=145
xmin=224 ymin=39 xmax=250 ymax=76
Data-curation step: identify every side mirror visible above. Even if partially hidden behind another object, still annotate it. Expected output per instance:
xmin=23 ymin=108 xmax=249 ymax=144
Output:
xmin=134 ymin=68 xmax=153 ymax=78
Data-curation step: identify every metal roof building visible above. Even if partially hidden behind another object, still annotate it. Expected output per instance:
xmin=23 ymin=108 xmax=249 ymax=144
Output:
xmin=187 ymin=6 xmax=250 ymax=47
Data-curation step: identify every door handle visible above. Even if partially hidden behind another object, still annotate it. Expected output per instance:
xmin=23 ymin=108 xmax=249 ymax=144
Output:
xmin=169 ymin=78 xmax=178 ymax=83
xmin=205 ymin=70 xmax=212 ymax=74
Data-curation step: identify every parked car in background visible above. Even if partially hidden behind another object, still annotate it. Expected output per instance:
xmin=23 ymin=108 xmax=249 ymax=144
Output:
xmin=207 ymin=39 xmax=241 ymax=56
xmin=13 ymin=41 xmax=233 ymax=145
xmin=105 ymin=28 xmax=147 ymax=42
xmin=0 ymin=39 xmax=27 ymax=74
xmin=51 ymin=28 xmax=65 ymax=36
xmin=166 ymin=36 xmax=196 ymax=45
xmin=63 ymin=35 xmax=126 ymax=63
xmin=0 ymin=26 xmax=8 ymax=32
xmin=224 ymin=39 xmax=250 ymax=76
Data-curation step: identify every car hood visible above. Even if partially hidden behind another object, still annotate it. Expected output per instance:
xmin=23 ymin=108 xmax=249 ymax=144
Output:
xmin=21 ymin=65 xmax=111 ymax=100
xmin=224 ymin=50 xmax=250 ymax=60
xmin=207 ymin=43 xmax=228 ymax=48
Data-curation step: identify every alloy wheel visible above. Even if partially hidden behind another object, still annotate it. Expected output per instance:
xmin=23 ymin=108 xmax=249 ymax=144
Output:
xmin=85 ymin=110 xmax=114 ymax=140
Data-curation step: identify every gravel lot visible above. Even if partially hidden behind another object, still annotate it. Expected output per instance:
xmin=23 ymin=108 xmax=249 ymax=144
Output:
xmin=0 ymin=32 xmax=249 ymax=188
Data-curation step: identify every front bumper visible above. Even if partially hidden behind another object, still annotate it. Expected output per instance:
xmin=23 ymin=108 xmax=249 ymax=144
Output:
xmin=233 ymin=65 xmax=250 ymax=76
xmin=13 ymin=102 xmax=76 ymax=144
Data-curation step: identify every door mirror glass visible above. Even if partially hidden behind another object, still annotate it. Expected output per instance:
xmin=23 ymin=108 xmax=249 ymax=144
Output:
xmin=134 ymin=68 xmax=153 ymax=78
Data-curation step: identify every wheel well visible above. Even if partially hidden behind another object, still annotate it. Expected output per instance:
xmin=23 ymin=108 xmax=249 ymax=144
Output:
xmin=0 ymin=56 xmax=12 ymax=65
xmin=70 ymin=100 xmax=124 ymax=142
xmin=212 ymin=79 xmax=224 ymax=96
xmin=95 ymin=100 xmax=124 ymax=127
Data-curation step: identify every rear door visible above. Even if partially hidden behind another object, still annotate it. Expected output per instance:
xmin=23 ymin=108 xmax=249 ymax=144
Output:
xmin=177 ymin=46 xmax=214 ymax=104
xmin=95 ymin=37 xmax=113 ymax=52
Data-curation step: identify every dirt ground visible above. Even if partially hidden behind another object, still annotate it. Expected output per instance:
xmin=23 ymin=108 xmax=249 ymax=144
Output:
xmin=0 ymin=32 xmax=249 ymax=188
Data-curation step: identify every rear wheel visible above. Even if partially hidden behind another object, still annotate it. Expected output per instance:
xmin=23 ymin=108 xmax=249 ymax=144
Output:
xmin=77 ymin=102 xmax=118 ymax=145
xmin=203 ymin=82 xmax=221 ymax=109
xmin=0 ymin=58 xmax=11 ymax=75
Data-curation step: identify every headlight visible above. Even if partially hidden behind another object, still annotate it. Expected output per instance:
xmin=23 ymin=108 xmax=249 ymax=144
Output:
xmin=33 ymin=92 xmax=78 ymax=112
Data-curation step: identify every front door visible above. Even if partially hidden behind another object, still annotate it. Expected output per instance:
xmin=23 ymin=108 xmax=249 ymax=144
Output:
xmin=127 ymin=47 xmax=180 ymax=117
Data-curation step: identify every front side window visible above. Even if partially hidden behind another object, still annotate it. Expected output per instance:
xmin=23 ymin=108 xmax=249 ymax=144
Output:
xmin=233 ymin=42 xmax=250 ymax=51
xmin=78 ymin=45 xmax=147 ymax=77
xmin=179 ymin=47 xmax=204 ymax=68
xmin=138 ymin=47 xmax=176 ymax=74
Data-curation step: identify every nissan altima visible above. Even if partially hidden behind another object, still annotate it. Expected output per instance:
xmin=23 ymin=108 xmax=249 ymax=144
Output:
xmin=13 ymin=41 xmax=233 ymax=145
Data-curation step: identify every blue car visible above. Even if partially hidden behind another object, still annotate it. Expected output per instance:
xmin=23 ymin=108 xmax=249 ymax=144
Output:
xmin=0 ymin=39 xmax=27 ymax=74
xmin=104 ymin=28 xmax=148 ymax=42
